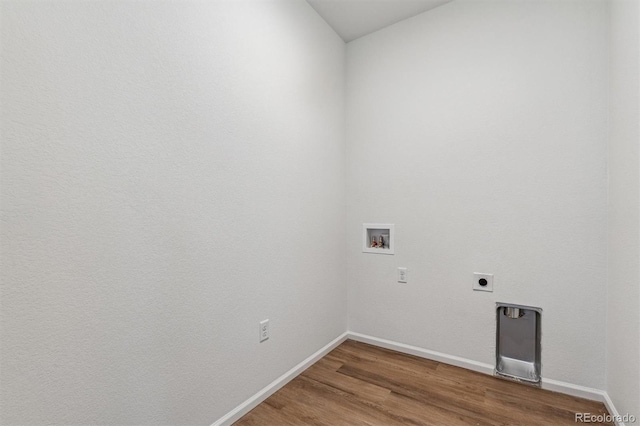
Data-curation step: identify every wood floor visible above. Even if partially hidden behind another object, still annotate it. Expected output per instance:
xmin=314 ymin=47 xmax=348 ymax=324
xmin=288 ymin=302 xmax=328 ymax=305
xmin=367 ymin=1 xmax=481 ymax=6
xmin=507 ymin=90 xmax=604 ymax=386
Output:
xmin=235 ymin=340 xmax=612 ymax=425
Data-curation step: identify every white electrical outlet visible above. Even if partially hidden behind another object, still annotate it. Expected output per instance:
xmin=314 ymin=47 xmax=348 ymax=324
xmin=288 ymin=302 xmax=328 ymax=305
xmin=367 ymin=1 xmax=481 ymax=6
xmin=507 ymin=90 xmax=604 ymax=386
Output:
xmin=473 ymin=273 xmax=493 ymax=292
xmin=398 ymin=267 xmax=408 ymax=283
xmin=259 ymin=319 xmax=269 ymax=342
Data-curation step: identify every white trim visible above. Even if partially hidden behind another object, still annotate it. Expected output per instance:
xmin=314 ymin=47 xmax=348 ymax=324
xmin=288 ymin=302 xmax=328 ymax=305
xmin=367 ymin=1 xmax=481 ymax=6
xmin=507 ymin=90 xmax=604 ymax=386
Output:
xmin=347 ymin=331 xmax=494 ymax=375
xmin=348 ymin=332 xmax=614 ymax=403
xmin=541 ymin=378 xmax=605 ymax=402
xmin=212 ymin=331 xmax=625 ymax=426
xmin=601 ymin=392 xmax=626 ymax=426
xmin=210 ymin=332 xmax=348 ymax=426
xmin=349 ymin=332 xmax=627 ymax=424
xmin=348 ymin=331 xmax=493 ymax=375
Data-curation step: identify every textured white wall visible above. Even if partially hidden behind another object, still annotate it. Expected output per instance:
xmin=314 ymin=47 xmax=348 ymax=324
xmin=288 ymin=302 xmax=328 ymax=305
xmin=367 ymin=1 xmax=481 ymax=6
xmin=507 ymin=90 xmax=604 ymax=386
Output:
xmin=346 ymin=0 xmax=609 ymax=389
xmin=2 ymin=0 xmax=637 ymax=423
xmin=607 ymin=0 xmax=640 ymax=419
xmin=0 ymin=1 xmax=346 ymax=424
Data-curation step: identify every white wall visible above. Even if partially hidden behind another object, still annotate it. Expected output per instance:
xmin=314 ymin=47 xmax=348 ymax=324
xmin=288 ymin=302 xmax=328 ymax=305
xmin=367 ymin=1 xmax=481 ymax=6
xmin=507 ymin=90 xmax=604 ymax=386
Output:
xmin=0 ymin=1 xmax=346 ymax=424
xmin=346 ymin=0 xmax=609 ymax=389
xmin=607 ymin=0 xmax=640 ymax=419
xmin=3 ymin=0 xmax=638 ymax=423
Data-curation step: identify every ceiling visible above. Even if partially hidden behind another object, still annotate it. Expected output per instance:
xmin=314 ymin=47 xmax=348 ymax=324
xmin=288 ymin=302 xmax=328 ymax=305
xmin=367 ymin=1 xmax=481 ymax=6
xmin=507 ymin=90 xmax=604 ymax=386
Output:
xmin=306 ymin=0 xmax=454 ymax=43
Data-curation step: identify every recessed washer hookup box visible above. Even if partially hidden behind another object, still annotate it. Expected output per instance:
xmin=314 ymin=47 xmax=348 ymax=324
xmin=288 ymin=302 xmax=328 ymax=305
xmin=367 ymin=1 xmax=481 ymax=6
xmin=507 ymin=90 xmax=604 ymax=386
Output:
xmin=495 ymin=302 xmax=542 ymax=385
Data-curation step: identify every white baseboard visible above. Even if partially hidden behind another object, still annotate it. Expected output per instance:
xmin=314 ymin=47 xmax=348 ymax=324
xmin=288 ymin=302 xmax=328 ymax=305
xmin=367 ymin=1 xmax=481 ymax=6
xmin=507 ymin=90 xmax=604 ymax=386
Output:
xmin=602 ymin=392 xmax=626 ymax=426
xmin=212 ymin=330 xmax=624 ymax=426
xmin=349 ymin=332 xmax=609 ymax=400
xmin=541 ymin=377 xmax=605 ymax=402
xmin=210 ymin=332 xmax=348 ymax=426
xmin=348 ymin=332 xmax=625 ymax=424
xmin=347 ymin=331 xmax=494 ymax=375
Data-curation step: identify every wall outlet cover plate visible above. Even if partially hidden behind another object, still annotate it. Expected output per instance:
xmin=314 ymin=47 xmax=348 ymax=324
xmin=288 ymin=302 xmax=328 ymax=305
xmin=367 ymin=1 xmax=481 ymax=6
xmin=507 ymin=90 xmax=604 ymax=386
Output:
xmin=259 ymin=319 xmax=269 ymax=342
xmin=473 ymin=272 xmax=493 ymax=292
xmin=397 ymin=267 xmax=407 ymax=283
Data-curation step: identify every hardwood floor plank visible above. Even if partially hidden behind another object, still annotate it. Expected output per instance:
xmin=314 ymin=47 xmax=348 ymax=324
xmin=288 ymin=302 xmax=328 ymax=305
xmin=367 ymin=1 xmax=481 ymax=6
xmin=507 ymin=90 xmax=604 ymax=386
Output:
xmin=435 ymin=362 xmax=606 ymax=413
xmin=312 ymin=356 xmax=344 ymax=372
xmin=336 ymin=363 xmax=512 ymax=425
xmin=382 ymin=391 xmax=494 ymax=426
xmin=285 ymin=375 xmax=406 ymax=425
xmin=234 ymin=401 xmax=301 ymax=426
xmin=235 ymin=340 xmax=612 ymax=425
xmin=329 ymin=341 xmax=440 ymax=374
xmin=303 ymin=363 xmax=391 ymax=403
